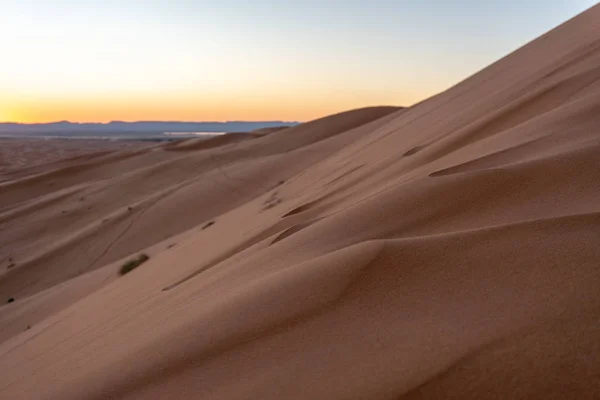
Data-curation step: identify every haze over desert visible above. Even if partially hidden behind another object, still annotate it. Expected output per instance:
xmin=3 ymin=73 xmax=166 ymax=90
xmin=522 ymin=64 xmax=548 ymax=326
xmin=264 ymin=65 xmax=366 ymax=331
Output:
xmin=2 ymin=2 xmax=600 ymax=399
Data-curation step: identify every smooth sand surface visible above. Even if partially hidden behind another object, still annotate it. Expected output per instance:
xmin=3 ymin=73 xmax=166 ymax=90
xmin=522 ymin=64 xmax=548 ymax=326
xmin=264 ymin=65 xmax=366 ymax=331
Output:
xmin=1 ymin=5 xmax=600 ymax=399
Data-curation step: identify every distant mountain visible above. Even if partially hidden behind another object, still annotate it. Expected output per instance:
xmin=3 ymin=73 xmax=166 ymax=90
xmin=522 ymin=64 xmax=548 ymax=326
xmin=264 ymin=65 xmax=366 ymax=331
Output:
xmin=0 ymin=121 xmax=300 ymax=136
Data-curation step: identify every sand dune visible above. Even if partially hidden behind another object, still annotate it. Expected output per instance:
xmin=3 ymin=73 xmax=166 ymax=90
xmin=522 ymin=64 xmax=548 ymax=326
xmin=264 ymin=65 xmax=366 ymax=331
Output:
xmin=1 ymin=5 xmax=600 ymax=399
xmin=0 ymin=138 xmax=150 ymax=183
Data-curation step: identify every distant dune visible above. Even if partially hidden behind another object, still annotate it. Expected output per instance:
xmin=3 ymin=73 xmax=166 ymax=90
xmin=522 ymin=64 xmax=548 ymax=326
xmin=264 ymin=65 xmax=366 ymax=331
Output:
xmin=1 ymin=4 xmax=600 ymax=399
xmin=250 ymin=125 xmax=292 ymax=136
xmin=0 ymin=138 xmax=151 ymax=183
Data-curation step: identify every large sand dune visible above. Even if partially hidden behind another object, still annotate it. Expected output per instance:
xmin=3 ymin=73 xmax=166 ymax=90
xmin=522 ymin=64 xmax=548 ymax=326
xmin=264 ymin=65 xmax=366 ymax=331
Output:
xmin=1 ymin=5 xmax=600 ymax=399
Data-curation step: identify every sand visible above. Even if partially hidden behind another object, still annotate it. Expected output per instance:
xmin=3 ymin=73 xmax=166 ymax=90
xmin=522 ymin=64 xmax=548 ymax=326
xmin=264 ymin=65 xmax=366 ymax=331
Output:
xmin=1 ymin=5 xmax=600 ymax=399
xmin=0 ymin=138 xmax=151 ymax=183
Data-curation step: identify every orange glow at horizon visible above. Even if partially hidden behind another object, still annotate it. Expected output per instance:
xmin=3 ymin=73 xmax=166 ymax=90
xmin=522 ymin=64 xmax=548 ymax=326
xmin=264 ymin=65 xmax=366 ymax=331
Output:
xmin=2 ymin=88 xmax=430 ymax=124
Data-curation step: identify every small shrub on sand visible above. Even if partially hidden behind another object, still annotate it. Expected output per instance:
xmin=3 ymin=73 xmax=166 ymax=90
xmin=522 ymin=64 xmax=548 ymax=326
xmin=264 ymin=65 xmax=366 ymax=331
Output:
xmin=202 ymin=221 xmax=215 ymax=230
xmin=119 ymin=254 xmax=150 ymax=276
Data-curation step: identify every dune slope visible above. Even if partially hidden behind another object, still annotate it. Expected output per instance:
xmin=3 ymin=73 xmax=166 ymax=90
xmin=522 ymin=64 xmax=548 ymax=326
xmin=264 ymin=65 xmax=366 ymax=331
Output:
xmin=1 ymin=5 xmax=600 ymax=399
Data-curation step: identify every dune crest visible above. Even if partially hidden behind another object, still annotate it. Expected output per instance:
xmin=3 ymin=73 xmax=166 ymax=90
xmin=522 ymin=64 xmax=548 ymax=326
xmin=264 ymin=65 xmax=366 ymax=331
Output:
xmin=1 ymin=5 xmax=600 ymax=399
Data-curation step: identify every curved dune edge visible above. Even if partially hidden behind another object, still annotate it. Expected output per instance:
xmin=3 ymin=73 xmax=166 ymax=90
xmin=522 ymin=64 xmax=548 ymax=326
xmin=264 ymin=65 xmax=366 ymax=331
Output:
xmin=1 ymin=5 xmax=600 ymax=399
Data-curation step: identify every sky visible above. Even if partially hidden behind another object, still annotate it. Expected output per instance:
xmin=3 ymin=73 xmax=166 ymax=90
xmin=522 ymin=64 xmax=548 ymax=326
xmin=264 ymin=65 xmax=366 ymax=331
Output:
xmin=0 ymin=0 xmax=596 ymax=123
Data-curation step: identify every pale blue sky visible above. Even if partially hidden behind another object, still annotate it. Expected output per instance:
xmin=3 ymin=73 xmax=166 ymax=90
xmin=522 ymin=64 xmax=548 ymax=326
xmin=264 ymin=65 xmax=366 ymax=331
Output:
xmin=0 ymin=0 xmax=596 ymax=122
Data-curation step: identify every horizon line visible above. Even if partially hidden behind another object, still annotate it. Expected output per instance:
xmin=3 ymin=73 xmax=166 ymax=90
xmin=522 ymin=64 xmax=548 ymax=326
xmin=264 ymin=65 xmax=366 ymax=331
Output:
xmin=0 ymin=120 xmax=302 ymax=125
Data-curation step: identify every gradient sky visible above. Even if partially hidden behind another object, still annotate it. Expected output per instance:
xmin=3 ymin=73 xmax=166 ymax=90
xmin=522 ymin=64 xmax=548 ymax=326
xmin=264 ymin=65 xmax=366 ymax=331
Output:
xmin=0 ymin=0 xmax=596 ymax=123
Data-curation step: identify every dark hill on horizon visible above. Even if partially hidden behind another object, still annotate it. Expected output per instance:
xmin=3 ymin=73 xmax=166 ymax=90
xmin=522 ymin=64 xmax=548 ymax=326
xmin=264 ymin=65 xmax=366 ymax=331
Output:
xmin=0 ymin=120 xmax=300 ymax=136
